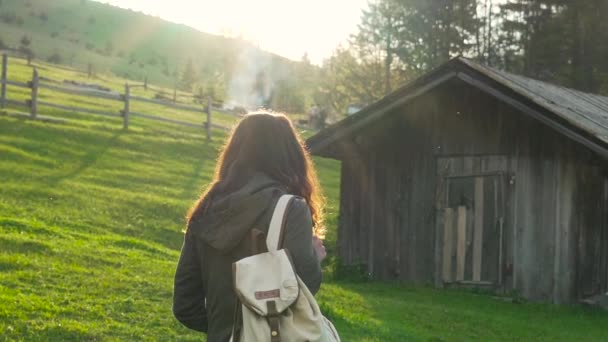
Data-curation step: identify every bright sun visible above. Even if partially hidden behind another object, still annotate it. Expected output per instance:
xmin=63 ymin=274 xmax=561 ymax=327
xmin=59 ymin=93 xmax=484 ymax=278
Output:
xmin=95 ymin=0 xmax=368 ymax=64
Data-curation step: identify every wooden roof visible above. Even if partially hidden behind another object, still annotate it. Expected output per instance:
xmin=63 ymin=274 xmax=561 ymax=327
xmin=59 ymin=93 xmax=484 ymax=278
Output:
xmin=307 ymin=57 xmax=608 ymax=159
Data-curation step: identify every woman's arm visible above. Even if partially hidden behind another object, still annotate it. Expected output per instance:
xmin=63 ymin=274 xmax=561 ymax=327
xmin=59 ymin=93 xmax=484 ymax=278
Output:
xmin=281 ymin=197 xmax=323 ymax=294
xmin=172 ymin=232 xmax=208 ymax=332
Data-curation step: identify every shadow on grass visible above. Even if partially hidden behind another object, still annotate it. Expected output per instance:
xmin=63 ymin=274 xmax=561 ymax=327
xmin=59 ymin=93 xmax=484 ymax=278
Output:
xmin=316 ymin=282 xmax=416 ymax=341
xmin=19 ymin=325 xmax=99 ymax=342
xmin=0 ymin=237 xmax=53 ymax=255
xmin=47 ymin=130 xmax=123 ymax=185
xmin=179 ymin=154 xmax=208 ymax=200
xmin=0 ymin=217 xmax=62 ymax=238
xmin=0 ymin=261 xmax=24 ymax=271
xmin=114 ymin=238 xmax=173 ymax=257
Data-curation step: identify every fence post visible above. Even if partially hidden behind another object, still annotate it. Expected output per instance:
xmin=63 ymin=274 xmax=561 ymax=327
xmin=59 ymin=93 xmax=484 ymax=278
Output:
xmin=30 ymin=67 xmax=39 ymax=119
xmin=1 ymin=53 xmax=7 ymax=109
xmin=123 ymin=83 xmax=130 ymax=130
xmin=206 ymin=96 xmax=212 ymax=141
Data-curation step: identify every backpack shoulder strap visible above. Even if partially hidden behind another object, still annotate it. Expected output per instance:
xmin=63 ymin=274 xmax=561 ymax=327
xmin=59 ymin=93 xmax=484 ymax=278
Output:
xmin=266 ymin=194 xmax=295 ymax=252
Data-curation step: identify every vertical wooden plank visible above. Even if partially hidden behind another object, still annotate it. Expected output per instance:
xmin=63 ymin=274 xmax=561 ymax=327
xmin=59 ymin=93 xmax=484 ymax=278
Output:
xmin=30 ymin=68 xmax=38 ymax=118
xmin=367 ymin=153 xmax=376 ymax=277
xmin=553 ymin=156 xmax=563 ymax=303
xmin=337 ymin=160 xmax=349 ymax=263
xmin=435 ymin=172 xmax=447 ymax=287
xmin=602 ymin=177 xmax=608 ymax=293
xmin=399 ymin=170 xmax=411 ymax=281
xmin=442 ymin=208 xmax=454 ymax=282
xmin=1 ymin=53 xmax=7 ymax=109
xmin=457 ymin=205 xmax=467 ymax=281
xmin=497 ymin=177 xmax=504 ymax=286
xmin=122 ymin=83 xmax=130 ymax=130
xmin=393 ymin=167 xmax=402 ymax=279
xmin=473 ymin=177 xmax=485 ymax=281
xmin=206 ymin=96 xmax=212 ymax=141
xmin=375 ymin=163 xmax=387 ymax=279
xmin=386 ymin=163 xmax=396 ymax=278
xmin=359 ymin=151 xmax=370 ymax=276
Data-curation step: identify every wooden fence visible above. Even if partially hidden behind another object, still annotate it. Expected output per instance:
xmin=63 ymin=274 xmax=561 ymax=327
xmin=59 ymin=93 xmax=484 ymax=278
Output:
xmin=0 ymin=54 xmax=237 ymax=140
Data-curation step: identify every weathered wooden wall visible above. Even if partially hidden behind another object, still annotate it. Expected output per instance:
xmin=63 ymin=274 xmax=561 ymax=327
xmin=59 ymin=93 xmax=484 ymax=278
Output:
xmin=335 ymin=79 xmax=608 ymax=303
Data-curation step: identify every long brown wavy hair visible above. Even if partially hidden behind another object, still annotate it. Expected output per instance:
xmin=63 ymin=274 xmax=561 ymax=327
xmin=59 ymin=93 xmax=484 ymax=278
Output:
xmin=187 ymin=112 xmax=325 ymax=237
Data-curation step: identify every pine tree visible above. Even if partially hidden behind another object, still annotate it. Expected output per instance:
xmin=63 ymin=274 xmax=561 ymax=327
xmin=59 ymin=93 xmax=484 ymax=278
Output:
xmin=179 ymin=58 xmax=197 ymax=92
xmin=356 ymin=0 xmax=401 ymax=94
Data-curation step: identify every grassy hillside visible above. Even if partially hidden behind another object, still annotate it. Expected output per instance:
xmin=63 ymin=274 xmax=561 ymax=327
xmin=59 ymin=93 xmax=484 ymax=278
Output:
xmin=1 ymin=62 xmax=608 ymax=341
xmin=0 ymin=0 xmax=313 ymax=109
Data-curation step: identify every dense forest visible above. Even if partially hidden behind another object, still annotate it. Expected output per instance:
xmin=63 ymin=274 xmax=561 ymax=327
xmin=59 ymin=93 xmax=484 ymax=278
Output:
xmin=318 ymin=0 xmax=608 ymax=118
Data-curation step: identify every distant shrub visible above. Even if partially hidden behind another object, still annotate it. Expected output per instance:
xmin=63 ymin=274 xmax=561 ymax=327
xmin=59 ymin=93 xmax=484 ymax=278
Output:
xmin=138 ymin=62 xmax=145 ymax=69
xmin=117 ymin=50 xmax=125 ymax=58
xmin=104 ymin=41 xmax=114 ymax=56
xmin=1 ymin=11 xmax=18 ymax=24
xmin=18 ymin=46 xmax=34 ymax=61
xmin=20 ymin=35 xmax=31 ymax=47
xmin=331 ymin=257 xmax=370 ymax=283
xmin=47 ymin=52 xmax=63 ymax=64
xmin=39 ymin=12 xmax=48 ymax=22
xmin=85 ymin=42 xmax=94 ymax=50
xmin=51 ymin=32 xmax=59 ymax=38
xmin=88 ymin=15 xmax=96 ymax=25
xmin=146 ymin=57 xmax=158 ymax=66
xmin=15 ymin=16 xmax=23 ymax=26
xmin=154 ymin=91 xmax=172 ymax=101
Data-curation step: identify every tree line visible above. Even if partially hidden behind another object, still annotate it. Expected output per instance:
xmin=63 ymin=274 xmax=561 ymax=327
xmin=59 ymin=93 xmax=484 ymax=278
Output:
xmin=314 ymin=0 xmax=608 ymax=118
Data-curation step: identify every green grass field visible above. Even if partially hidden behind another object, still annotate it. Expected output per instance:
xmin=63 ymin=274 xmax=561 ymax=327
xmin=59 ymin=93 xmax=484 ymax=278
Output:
xmin=1 ymin=62 xmax=608 ymax=341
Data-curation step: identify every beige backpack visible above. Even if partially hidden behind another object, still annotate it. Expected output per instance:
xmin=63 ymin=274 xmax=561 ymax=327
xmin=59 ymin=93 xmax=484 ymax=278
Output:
xmin=230 ymin=195 xmax=340 ymax=342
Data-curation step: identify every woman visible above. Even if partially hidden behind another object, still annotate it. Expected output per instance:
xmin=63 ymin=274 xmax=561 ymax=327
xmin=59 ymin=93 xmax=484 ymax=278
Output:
xmin=173 ymin=112 xmax=327 ymax=341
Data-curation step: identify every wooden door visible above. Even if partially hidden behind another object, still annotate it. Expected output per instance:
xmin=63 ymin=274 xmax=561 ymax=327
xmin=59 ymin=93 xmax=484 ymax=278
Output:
xmin=435 ymin=155 xmax=508 ymax=287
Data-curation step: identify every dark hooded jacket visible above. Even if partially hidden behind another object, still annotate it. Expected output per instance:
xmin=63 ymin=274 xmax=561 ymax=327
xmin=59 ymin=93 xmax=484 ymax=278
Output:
xmin=172 ymin=173 xmax=322 ymax=341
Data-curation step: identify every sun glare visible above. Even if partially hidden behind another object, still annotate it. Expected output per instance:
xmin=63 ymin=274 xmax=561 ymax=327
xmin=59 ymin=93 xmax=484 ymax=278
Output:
xmin=95 ymin=0 xmax=368 ymax=64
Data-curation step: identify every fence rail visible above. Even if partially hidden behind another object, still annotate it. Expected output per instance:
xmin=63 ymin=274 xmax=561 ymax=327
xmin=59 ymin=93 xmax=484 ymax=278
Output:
xmin=38 ymin=82 xmax=124 ymax=101
xmin=5 ymin=99 xmax=27 ymax=108
xmin=3 ymin=79 xmax=29 ymax=88
xmin=0 ymin=54 xmax=237 ymax=140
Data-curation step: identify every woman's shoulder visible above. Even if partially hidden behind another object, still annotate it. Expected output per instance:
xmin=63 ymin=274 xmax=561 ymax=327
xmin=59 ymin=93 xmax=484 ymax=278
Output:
xmin=285 ymin=196 xmax=312 ymax=223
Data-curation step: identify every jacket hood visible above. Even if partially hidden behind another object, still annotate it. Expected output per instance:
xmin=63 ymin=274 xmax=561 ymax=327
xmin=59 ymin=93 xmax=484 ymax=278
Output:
xmin=188 ymin=173 xmax=284 ymax=252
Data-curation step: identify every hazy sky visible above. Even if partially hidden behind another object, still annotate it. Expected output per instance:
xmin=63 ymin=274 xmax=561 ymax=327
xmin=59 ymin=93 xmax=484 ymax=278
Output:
xmin=94 ymin=0 xmax=369 ymax=64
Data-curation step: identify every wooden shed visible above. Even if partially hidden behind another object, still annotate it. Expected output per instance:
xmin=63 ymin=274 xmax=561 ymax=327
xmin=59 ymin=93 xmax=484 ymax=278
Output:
xmin=307 ymin=57 xmax=608 ymax=304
